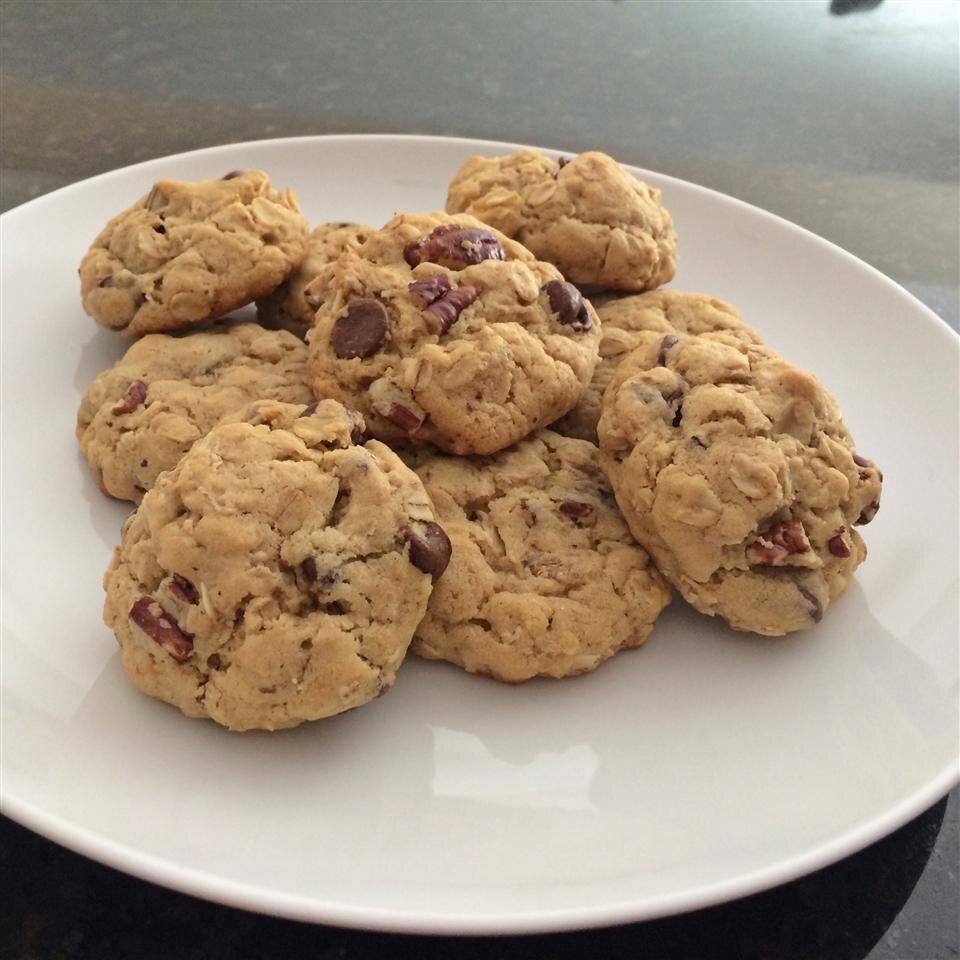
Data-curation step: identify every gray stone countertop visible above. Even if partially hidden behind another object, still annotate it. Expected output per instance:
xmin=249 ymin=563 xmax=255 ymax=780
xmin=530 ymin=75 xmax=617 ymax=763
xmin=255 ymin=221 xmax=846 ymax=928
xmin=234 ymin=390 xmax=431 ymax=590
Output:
xmin=1 ymin=1 xmax=957 ymax=958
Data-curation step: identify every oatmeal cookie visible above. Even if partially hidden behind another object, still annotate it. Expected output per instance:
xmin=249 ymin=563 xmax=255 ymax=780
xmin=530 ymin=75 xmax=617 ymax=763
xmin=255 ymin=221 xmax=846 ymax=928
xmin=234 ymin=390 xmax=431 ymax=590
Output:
xmin=445 ymin=149 xmax=676 ymax=291
xmin=406 ymin=430 xmax=671 ymax=682
xmin=306 ymin=211 xmax=600 ymax=455
xmin=103 ymin=400 xmax=450 ymax=731
xmin=597 ymin=331 xmax=882 ymax=635
xmin=77 ymin=322 xmax=313 ymax=502
xmin=80 ymin=170 xmax=308 ymax=337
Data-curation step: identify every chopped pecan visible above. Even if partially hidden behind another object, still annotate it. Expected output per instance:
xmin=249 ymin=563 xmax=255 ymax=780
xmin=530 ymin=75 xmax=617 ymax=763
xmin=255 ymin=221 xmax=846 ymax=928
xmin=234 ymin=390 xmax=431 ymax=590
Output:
xmin=129 ymin=597 xmax=193 ymax=661
xmin=112 ymin=379 xmax=147 ymax=416
xmin=747 ymin=518 xmax=811 ymax=566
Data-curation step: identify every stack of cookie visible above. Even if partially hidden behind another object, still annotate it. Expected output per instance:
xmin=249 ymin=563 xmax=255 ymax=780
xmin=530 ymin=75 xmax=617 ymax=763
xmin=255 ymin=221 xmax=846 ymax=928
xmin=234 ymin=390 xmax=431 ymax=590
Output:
xmin=76 ymin=150 xmax=881 ymax=732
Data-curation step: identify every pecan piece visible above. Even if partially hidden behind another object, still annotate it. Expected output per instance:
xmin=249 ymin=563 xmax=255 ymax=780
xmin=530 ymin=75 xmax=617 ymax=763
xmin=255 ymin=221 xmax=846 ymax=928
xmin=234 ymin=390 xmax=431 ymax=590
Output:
xmin=559 ymin=499 xmax=595 ymax=524
xmin=129 ymin=597 xmax=193 ymax=662
xmin=403 ymin=224 xmax=506 ymax=269
xmin=408 ymin=275 xmax=451 ymax=306
xmin=169 ymin=574 xmax=199 ymax=605
xmin=402 ymin=522 xmax=452 ymax=581
xmin=112 ymin=379 xmax=147 ymax=416
xmin=747 ymin=518 xmax=811 ymax=566
xmin=425 ymin=285 xmax=477 ymax=333
xmin=331 ymin=298 xmax=390 ymax=359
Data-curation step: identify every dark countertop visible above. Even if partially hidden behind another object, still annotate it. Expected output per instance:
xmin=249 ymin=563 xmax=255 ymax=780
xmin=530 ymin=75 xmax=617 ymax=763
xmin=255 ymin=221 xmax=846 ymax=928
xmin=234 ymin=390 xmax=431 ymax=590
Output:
xmin=1 ymin=1 xmax=957 ymax=957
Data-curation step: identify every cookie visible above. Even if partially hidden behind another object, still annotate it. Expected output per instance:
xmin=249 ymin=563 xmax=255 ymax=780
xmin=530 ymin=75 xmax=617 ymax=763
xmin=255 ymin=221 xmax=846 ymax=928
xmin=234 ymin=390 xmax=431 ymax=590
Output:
xmin=405 ymin=431 xmax=671 ymax=682
xmin=257 ymin=221 xmax=373 ymax=339
xmin=597 ymin=330 xmax=883 ymax=635
xmin=79 ymin=170 xmax=308 ymax=337
xmin=306 ymin=211 xmax=601 ymax=455
xmin=103 ymin=400 xmax=451 ymax=731
xmin=553 ymin=290 xmax=762 ymax=441
xmin=77 ymin=322 xmax=313 ymax=502
xmin=445 ymin=149 xmax=677 ymax=292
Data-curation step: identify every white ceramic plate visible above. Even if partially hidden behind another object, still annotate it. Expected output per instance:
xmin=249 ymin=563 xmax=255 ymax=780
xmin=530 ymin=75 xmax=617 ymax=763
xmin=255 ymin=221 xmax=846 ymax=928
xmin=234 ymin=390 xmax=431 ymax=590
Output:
xmin=1 ymin=135 xmax=957 ymax=935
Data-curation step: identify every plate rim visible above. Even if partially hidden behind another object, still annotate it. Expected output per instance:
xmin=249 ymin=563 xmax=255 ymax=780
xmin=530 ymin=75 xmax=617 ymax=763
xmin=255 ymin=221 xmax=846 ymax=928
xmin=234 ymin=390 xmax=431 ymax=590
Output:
xmin=1 ymin=132 xmax=957 ymax=934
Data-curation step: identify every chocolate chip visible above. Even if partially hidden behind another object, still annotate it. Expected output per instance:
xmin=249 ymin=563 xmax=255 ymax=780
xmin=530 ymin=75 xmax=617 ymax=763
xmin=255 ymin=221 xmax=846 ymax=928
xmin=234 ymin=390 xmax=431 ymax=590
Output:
xmin=402 ymin=522 xmax=452 ymax=581
xmin=299 ymin=401 xmax=319 ymax=418
xmin=657 ymin=335 xmax=679 ymax=366
xmin=153 ymin=224 xmax=166 ymax=234
xmin=557 ymin=156 xmax=573 ymax=169
xmin=855 ymin=500 xmax=880 ymax=525
xmin=222 ymin=170 xmax=245 ymax=180
xmin=331 ymin=298 xmax=390 ymax=359
xmin=170 ymin=574 xmax=199 ymax=605
xmin=112 ymin=379 xmax=147 ymax=415
xmin=133 ymin=292 xmax=147 ymax=309
xmin=545 ymin=280 xmax=592 ymax=331
xmin=408 ymin=275 xmax=451 ymax=306
xmin=798 ymin=586 xmax=823 ymax=623
xmin=828 ymin=528 xmax=851 ymax=558
xmin=97 ymin=275 xmax=114 ymax=288
xmin=128 ymin=597 xmax=193 ymax=661
xmin=301 ymin=557 xmax=318 ymax=582
xmin=382 ymin=402 xmax=423 ymax=433
xmin=207 ymin=653 xmax=223 ymax=670
xmin=351 ymin=424 xmax=368 ymax=444
xmin=425 ymin=284 xmax=478 ymax=333
xmin=403 ymin=225 xmax=506 ymax=269
xmin=559 ymin=499 xmax=594 ymax=522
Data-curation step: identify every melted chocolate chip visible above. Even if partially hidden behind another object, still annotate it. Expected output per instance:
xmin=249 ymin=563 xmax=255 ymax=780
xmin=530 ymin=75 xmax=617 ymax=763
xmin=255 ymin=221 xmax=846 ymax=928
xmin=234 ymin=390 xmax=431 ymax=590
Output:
xmin=559 ymin=499 xmax=594 ymax=522
xmin=827 ymin=528 xmax=851 ymax=558
xmin=299 ymin=401 xmax=319 ymax=418
xmin=112 ymin=379 xmax=147 ymax=416
xmin=855 ymin=500 xmax=880 ymax=525
xmin=382 ymin=403 xmax=423 ymax=433
xmin=170 ymin=574 xmax=199 ymax=605
xmin=222 ymin=170 xmax=245 ymax=180
xmin=657 ymin=334 xmax=679 ymax=367
xmin=557 ymin=156 xmax=573 ymax=169
xmin=403 ymin=225 xmax=506 ymax=269
xmin=301 ymin=557 xmax=318 ymax=582
xmin=206 ymin=653 xmax=223 ymax=670
xmin=545 ymin=280 xmax=592 ymax=330
xmin=153 ymin=224 xmax=166 ymax=235
xmin=331 ymin=298 xmax=390 ymax=359
xmin=798 ymin=585 xmax=823 ymax=623
xmin=402 ymin=522 xmax=452 ymax=581
xmin=129 ymin=597 xmax=193 ymax=661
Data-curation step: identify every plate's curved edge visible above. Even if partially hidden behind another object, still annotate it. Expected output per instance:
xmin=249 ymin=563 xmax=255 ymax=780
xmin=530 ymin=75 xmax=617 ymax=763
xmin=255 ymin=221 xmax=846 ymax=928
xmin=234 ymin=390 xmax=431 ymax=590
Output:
xmin=1 ymin=132 xmax=956 ymax=346
xmin=3 ymin=762 xmax=957 ymax=934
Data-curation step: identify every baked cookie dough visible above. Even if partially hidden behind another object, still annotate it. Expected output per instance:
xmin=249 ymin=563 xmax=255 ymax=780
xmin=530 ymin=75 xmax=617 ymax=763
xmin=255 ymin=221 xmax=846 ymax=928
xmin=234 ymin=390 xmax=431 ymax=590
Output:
xmin=80 ymin=170 xmax=308 ymax=337
xmin=257 ymin=221 xmax=372 ymax=339
xmin=553 ymin=290 xmax=762 ymax=441
xmin=103 ymin=400 xmax=451 ymax=731
xmin=445 ymin=149 xmax=677 ymax=292
xmin=306 ymin=211 xmax=601 ymax=455
xmin=77 ymin=322 xmax=313 ymax=502
xmin=597 ymin=331 xmax=883 ymax=635
xmin=406 ymin=430 xmax=671 ymax=682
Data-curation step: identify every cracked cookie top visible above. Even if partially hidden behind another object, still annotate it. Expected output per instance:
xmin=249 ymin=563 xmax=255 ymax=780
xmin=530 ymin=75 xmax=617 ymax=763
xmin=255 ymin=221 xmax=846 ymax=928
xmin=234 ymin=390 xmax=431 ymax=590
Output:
xmin=598 ymin=330 xmax=883 ymax=636
xmin=257 ymin=221 xmax=373 ymax=340
xmin=553 ymin=290 xmax=762 ymax=441
xmin=103 ymin=399 xmax=450 ymax=731
xmin=305 ymin=211 xmax=601 ymax=455
xmin=76 ymin=322 xmax=313 ymax=502
xmin=445 ymin=149 xmax=677 ymax=292
xmin=404 ymin=430 xmax=671 ymax=683
xmin=79 ymin=170 xmax=308 ymax=337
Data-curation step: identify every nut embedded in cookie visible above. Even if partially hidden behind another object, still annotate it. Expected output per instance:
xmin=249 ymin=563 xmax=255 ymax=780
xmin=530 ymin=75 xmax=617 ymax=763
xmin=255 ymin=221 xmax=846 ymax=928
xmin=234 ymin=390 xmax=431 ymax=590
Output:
xmin=103 ymin=400 xmax=450 ymax=731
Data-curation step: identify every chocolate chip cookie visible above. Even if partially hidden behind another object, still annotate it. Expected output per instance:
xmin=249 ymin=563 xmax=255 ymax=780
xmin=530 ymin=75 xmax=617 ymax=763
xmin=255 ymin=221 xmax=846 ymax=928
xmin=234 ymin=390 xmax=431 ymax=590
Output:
xmin=405 ymin=431 xmax=671 ymax=682
xmin=597 ymin=331 xmax=882 ymax=635
xmin=80 ymin=170 xmax=308 ymax=337
xmin=257 ymin=221 xmax=373 ymax=339
xmin=553 ymin=290 xmax=762 ymax=441
xmin=306 ymin=212 xmax=601 ymax=455
xmin=77 ymin=322 xmax=313 ymax=502
xmin=103 ymin=400 xmax=451 ymax=731
xmin=445 ymin=149 xmax=677 ymax=292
